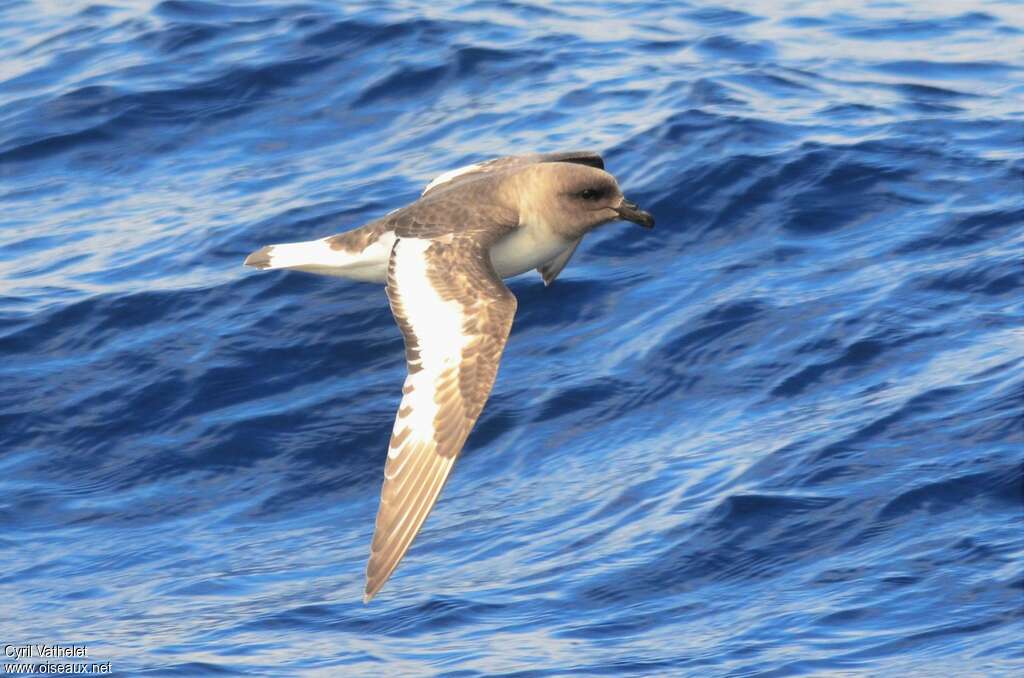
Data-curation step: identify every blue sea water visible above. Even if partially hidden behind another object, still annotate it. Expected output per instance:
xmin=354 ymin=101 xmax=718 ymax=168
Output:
xmin=1 ymin=0 xmax=1022 ymax=674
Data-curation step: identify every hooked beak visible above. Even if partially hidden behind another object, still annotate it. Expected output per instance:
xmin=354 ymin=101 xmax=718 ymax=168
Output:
xmin=615 ymin=197 xmax=654 ymax=229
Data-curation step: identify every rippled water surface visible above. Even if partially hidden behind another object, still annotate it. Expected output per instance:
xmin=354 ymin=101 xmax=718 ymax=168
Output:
xmin=2 ymin=0 xmax=1022 ymax=675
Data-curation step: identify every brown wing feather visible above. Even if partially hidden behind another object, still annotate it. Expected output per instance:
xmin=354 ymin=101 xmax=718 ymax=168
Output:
xmin=364 ymin=235 xmax=517 ymax=602
xmin=421 ymin=150 xmax=605 ymax=197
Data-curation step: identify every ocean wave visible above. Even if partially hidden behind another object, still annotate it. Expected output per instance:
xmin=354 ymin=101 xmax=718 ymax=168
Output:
xmin=1 ymin=0 xmax=1022 ymax=674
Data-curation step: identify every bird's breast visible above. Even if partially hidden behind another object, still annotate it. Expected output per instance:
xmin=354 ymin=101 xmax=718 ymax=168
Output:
xmin=489 ymin=222 xmax=571 ymax=279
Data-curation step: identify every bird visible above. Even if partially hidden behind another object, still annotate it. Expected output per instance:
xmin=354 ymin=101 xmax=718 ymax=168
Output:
xmin=243 ymin=150 xmax=654 ymax=602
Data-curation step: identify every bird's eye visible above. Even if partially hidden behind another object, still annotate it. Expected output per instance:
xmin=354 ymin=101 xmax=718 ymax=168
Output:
xmin=579 ymin=188 xmax=603 ymax=200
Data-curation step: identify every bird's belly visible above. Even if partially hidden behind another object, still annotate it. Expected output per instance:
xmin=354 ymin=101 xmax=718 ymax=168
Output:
xmin=489 ymin=227 xmax=569 ymax=279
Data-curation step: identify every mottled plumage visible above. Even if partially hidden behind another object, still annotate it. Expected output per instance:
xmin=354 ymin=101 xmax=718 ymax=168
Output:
xmin=244 ymin=150 xmax=653 ymax=602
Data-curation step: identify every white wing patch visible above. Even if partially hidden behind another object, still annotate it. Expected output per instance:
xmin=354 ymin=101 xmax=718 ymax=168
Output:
xmin=386 ymin=238 xmax=473 ymax=465
xmin=422 ymin=161 xmax=487 ymax=195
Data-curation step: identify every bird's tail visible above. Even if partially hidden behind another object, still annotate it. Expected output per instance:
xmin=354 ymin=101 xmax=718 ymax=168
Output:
xmin=243 ymin=233 xmax=394 ymax=283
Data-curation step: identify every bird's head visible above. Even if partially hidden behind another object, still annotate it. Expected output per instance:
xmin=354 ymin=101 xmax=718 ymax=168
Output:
xmin=513 ymin=162 xmax=654 ymax=239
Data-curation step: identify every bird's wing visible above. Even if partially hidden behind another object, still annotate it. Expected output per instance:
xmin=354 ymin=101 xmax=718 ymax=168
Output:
xmin=421 ymin=150 xmax=605 ymax=197
xmin=364 ymin=233 xmax=517 ymax=602
xmin=537 ymin=237 xmax=583 ymax=286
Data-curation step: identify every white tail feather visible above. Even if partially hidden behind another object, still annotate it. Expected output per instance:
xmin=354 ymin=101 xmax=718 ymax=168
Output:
xmin=244 ymin=233 xmax=395 ymax=283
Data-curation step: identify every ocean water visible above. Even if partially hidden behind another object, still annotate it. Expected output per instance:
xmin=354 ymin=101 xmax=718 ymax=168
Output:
xmin=1 ymin=0 xmax=1022 ymax=674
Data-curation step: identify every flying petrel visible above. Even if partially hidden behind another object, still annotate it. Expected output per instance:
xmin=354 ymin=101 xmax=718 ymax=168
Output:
xmin=244 ymin=151 xmax=654 ymax=602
